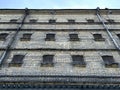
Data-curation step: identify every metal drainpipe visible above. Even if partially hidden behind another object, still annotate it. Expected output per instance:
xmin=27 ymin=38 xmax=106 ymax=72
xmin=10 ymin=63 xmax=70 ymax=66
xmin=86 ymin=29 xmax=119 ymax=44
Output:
xmin=0 ymin=8 xmax=29 ymax=67
xmin=96 ymin=7 xmax=120 ymax=51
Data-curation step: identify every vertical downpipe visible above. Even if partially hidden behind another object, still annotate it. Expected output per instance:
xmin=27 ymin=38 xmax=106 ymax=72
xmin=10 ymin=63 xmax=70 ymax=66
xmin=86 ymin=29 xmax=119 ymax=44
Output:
xmin=96 ymin=7 xmax=120 ymax=51
xmin=0 ymin=8 xmax=29 ymax=68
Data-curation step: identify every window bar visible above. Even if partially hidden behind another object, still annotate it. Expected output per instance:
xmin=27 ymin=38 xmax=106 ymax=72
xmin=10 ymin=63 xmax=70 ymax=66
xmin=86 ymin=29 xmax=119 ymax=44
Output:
xmin=0 ymin=8 xmax=29 ymax=67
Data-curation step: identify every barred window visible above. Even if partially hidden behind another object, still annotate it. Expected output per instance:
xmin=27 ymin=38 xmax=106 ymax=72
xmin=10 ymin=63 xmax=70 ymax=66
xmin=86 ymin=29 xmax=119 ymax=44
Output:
xmin=87 ymin=19 xmax=94 ymax=23
xmin=107 ymin=19 xmax=114 ymax=23
xmin=72 ymin=55 xmax=86 ymax=67
xmin=68 ymin=19 xmax=75 ymax=24
xmin=93 ymin=34 xmax=105 ymax=41
xmin=20 ymin=33 xmax=32 ymax=41
xmin=0 ymin=33 xmax=8 ymax=41
xmin=49 ymin=19 xmax=56 ymax=24
xmin=45 ymin=34 xmax=55 ymax=41
xmin=10 ymin=19 xmax=18 ymax=23
xmin=9 ymin=55 xmax=25 ymax=67
xmin=41 ymin=55 xmax=54 ymax=67
xmin=102 ymin=55 xmax=119 ymax=68
xmin=69 ymin=34 xmax=79 ymax=41
xmin=29 ymin=19 xmax=37 ymax=23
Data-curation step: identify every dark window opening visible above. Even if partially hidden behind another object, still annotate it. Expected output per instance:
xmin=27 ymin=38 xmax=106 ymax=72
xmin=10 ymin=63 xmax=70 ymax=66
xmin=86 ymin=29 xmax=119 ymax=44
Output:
xmin=117 ymin=34 xmax=120 ymax=39
xmin=0 ymin=33 xmax=8 ymax=41
xmin=45 ymin=34 xmax=55 ymax=41
xmin=68 ymin=19 xmax=75 ymax=24
xmin=41 ymin=55 xmax=54 ymax=67
xmin=20 ymin=33 xmax=32 ymax=41
xmin=29 ymin=19 xmax=37 ymax=23
xmin=72 ymin=55 xmax=86 ymax=67
xmin=93 ymin=34 xmax=105 ymax=41
xmin=102 ymin=55 xmax=119 ymax=68
xmin=10 ymin=19 xmax=18 ymax=23
xmin=107 ymin=19 xmax=114 ymax=23
xmin=69 ymin=34 xmax=79 ymax=41
xmin=9 ymin=55 xmax=25 ymax=67
xmin=87 ymin=19 xmax=94 ymax=23
xmin=49 ymin=19 xmax=56 ymax=24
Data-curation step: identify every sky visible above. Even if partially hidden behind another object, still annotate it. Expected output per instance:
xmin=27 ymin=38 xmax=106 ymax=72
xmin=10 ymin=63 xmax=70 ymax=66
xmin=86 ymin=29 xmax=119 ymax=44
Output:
xmin=0 ymin=0 xmax=119 ymax=9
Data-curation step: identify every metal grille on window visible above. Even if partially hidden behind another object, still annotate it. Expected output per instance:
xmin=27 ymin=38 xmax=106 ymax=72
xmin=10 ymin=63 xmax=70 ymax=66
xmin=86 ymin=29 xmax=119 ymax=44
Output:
xmin=69 ymin=34 xmax=79 ymax=41
xmin=68 ymin=19 xmax=75 ymax=24
xmin=49 ymin=19 xmax=56 ymax=24
xmin=10 ymin=19 xmax=18 ymax=23
xmin=72 ymin=55 xmax=86 ymax=67
xmin=87 ymin=19 xmax=94 ymax=23
xmin=41 ymin=55 xmax=54 ymax=67
xmin=102 ymin=55 xmax=119 ymax=68
xmin=45 ymin=34 xmax=55 ymax=41
xmin=107 ymin=19 xmax=114 ymax=23
xmin=20 ymin=33 xmax=32 ymax=41
xmin=0 ymin=33 xmax=8 ymax=41
xmin=93 ymin=34 xmax=105 ymax=41
xmin=9 ymin=55 xmax=25 ymax=67
xmin=29 ymin=19 xmax=37 ymax=23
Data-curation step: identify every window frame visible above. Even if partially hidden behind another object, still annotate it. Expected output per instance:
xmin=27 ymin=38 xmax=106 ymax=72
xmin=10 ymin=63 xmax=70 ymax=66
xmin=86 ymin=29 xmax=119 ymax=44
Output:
xmin=20 ymin=33 xmax=32 ymax=41
xmin=29 ymin=19 xmax=37 ymax=23
xmin=45 ymin=33 xmax=55 ymax=41
xmin=68 ymin=19 xmax=75 ymax=24
xmin=93 ymin=34 xmax=105 ymax=41
xmin=69 ymin=34 xmax=79 ymax=41
xmin=41 ymin=55 xmax=54 ymax=67
xmin=102 ymin=55 xmax=119 ymax=68
xmin=107 ymin=19 xmax=115 ymax=23
xmin=9 ymin=54 xmax=25 ymax=67
xmin=117 ymin=34 xmax=120 ymax=39
xmin=0 ymin=33 xmax=8 ymax=41
xmin=87 ymin=19 xmax=94 ymax=23
xmin=49 ymin=19 xmax=56 ymax=24
xmin=10 ymin=19 xmax=18 ymax=23
xmin=72 ymin=55 xmax=86 ymax=67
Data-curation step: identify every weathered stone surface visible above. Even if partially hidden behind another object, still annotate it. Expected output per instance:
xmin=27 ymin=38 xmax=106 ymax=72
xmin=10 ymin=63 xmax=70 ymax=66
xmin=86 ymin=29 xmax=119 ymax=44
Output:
xmin=0 ymin=9 xmax=120 ymax=86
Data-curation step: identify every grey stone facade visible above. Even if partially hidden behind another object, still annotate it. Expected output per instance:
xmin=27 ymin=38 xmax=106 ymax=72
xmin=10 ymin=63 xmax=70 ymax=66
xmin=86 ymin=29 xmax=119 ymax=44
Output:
xmin=0 ymin=8 xmax=120 ymax=89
